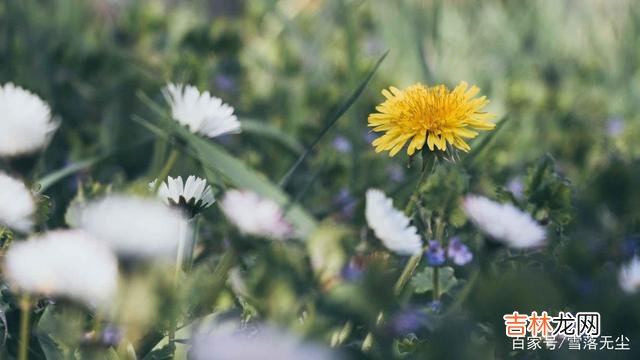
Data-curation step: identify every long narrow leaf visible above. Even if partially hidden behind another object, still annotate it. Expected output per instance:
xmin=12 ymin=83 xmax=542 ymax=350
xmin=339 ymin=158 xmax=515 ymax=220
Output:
xmin=36 ymin=137 xmax=152 ymax=192
xmin=279 ymin=51 xmax=389 ymax=187
xmin=240 ymin=118 xmax=304 ymax=154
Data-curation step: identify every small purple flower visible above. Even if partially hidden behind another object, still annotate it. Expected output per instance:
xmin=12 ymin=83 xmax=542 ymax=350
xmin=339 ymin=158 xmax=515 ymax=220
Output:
xmin=429 ymin=300 xmax=442 ymax=313
xmin=215 ymin=74 xmax=237 ymax=92
xmin=507 ymin=177 xmax=524 ymax=199
xmin=386 ymin=164 xmax=406 ymax=183
xmin=622 ymin=235 xmax=640 ymax=258
xmin=606 ymin=116 xmax=625 ymax=137
xmin=391 ymin=309 xmax=428 ymax=335
xmin=341 ymin=259 xmax=363 ymax=281
xmin=101 ymin=325 xmax=122 ymax=346
xmin=425 ymin=240 xmax=445 ymax=267
xmin=333 ymin=187 xmax=356 ymax=219
xmin=331 ymin=136 xmax=352 ymax=153
xmin=447 ymin=237 xmax=473 ymax=266
xmin=362 ymin=131 xmax=379 ymax=144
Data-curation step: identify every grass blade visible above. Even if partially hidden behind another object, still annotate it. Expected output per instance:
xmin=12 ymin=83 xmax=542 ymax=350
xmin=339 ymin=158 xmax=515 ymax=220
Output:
xmin=278 ymin=50 xmax=389 ymax=187
xmin=36 ymin=137 xmax=152 ymax=192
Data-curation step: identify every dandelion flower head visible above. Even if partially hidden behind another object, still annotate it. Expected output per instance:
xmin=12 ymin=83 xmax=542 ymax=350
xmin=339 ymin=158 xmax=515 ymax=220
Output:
xmin=368 ymin=82 xmax=495 ymax=156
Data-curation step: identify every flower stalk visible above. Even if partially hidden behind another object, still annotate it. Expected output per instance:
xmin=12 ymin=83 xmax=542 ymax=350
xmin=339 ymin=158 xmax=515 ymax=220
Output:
xmin=432 ymin=266 xmax=440 ymax=301
xmin=18 ymin=295 xmax=31 ymax=360
xmin=183 ymin=216 xmax=200 ymax=272
xmin=169 ymin=216 xmax=197 ymax=343
xmin=393 ymin=254 xmax=421 ymax=296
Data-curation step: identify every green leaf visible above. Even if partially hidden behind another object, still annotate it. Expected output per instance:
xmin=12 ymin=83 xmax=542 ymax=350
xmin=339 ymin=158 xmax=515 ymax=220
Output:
xmin=135 ymin=97 xmax=318 ymax=236
xmin=0 ymin=227 xmax=13 ymax=250
xmin=36 ymin=156 xmax=105 ymax=193
xmin=524 ymin=153 xmax=572 ymax=226
xmin=240 ymin=119 xmax=304 ymax=154
xmin=411 ymin=266 xmax=458 ymax=295
xmin=75 ymin=348 xmax=121 ymax=360
xmin=36 ymin=332 xmax=65 ymax=360
xmin=36 ymin=137 xmax=152 ymax=193
xmin=278 ymin=50 xmax=389 ymax=187
xmin=142 ymin=343 xmax=175 ymax=360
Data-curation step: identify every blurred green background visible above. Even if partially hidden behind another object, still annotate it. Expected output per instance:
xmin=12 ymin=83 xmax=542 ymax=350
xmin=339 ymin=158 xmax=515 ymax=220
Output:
xmin=2 ymin=0 xmax=640 ymax=358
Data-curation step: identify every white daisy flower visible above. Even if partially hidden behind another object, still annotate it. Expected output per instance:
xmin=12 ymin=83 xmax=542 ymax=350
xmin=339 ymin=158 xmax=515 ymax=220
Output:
xmin=191 ymin=323 xmax=335 ymax=360
xmin=0 ymin=83 xmax=58 ymax=156
xmin=462 ymin=195 xmax=546 ymax=249
xmin=619 ymin=256 xmax=640 ymax=294
xmin=219 ymin=190 xmax=292 ymax=240
xmin=78 ymin=194 xmax=189 ymax=259
xmin=0 ymin=172 xmax=36 ymax=233
xmin=3 ymin=230 xmax=118 ymax=309
xmin=365 ymin=189 xmax=422 ymax=255
xmin=163 ymin=83 xmax=241 ymax=138
xmin=150 ymin=175 xmax=215 ymax=216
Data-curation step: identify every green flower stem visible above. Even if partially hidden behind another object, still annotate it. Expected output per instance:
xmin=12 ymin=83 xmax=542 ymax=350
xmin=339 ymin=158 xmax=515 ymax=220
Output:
xmin=432 ymin=218 xmax=445 ymax=301
xmin=393 ymin=254 xmax=422 ymax=296
xmin=152 ymin=148 xmax=180 ymax=193
xmin=209 ymin=249 xmax=237 ymax=307
xmin=443 ymin=269 xmax=480 ymax=318
xmin=18 ymin=295 xmax=31 ymax=360
xmin=432 ymin=266 xmax=440 ymax=301
xmin=175 ymin=217 xmax=198 ymax=276
xmin=92 ymin=314 xmax=103 ymax=337
xmin=169 ymin=217 xmax=196 ymax=344
xmin=392 ymin=176 xmax=429 ymax=296
xmin=183 ymin=216 xmax=200 ymax=273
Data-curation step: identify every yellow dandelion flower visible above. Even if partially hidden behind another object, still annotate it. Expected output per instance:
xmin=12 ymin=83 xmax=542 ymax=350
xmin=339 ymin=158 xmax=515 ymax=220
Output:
xmin=368 ymin=81 xmax=496 ymax=157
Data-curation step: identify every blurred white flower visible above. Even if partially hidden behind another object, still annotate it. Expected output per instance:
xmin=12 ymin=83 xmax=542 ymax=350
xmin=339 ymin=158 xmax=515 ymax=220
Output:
xmin=0 ymin=172 xmax=36 ymax=233
xmin=365 ymin=189 xmax=422 ymax=255
xmin=151 ymin=175 xmax=215 ymax=215
xmin=163 ymin=83 xmax=241 ymax=138
xmin=3 ymin=230 xmax=118 ymax=309
xmin=619 ymin=256 xmax=640 ymax=294
xmin=219 ymin=190 xmax=292 ymax=240
xmin=191 ymin=323 xmax=334 ymax=360
xmin=462 ymin=195 xmax=546 ymax=249
xmin=0 ymin=83 xmax=58 ymax=156
xmin=78 ymin=194 xmax=189 ymax=259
